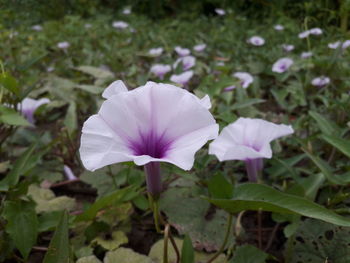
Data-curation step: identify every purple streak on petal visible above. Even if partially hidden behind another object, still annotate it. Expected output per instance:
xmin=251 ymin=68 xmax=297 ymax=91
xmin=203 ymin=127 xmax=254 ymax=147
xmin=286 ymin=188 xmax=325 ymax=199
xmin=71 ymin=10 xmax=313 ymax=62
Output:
xmin=224 ymin=86 xmax=236 ymax=92
xmin=22 ymin=109 xmax=35 ymax=124
xmin=144 ymin=162 xmax=162 ymax=196
xmin=129 ymin=130 xmax=172 ymax=158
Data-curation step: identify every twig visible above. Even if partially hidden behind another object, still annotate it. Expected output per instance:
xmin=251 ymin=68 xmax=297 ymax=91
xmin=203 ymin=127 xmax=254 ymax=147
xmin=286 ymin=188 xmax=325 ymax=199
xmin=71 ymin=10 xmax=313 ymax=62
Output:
xmin=50 ymin=178 xmax=80 ymax=188
xmin=264 ymin=223 xmax=280 ymax=251
xmin=32 ymin=246 xmax=48 ymax=251
xmin=163 ymin=224 xmax=170 ymax=263
xmin=168 ymin=229 xmax=180 ymax=263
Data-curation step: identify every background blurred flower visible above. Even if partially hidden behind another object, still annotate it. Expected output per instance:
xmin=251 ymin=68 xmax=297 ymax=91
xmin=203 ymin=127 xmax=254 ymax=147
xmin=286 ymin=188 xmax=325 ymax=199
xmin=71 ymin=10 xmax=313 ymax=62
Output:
xmin=175 ymin=46 xmax=190 ymax=56
xmin=209 ymin=118 xmax=293 ymax=181
xmin=300 ymin=51 xmax=313 ymax=58
xmin=18 ymin=98 xmax=50 ymax=124
xmin=234 ymin=72 xmax=253 ymax=88
xmin=215 ymin=8 xmax=225 ymax=16
xmin=274 ymin=24 xmax=284 ymax=31
xmin=80 ymin=81 xmax=218 ymax=195
xmin=311 ymin=76 xmax=330 ymax=87
xmin=309 ymin=27 xmax=322 ymax=35
xmin=150 ymin=64 xmax=171 ymax=79
xmin=84 ymin=23 xmax=92 ymax=29
xmin=247 ymin=36 xmax=265 ymax=46
xmin=31 ymin=25 xmax=43 ymax=31
xmin=173 ymin=56 xmax=196 ymax=71
xmin=328 ymin=41 xmax=341 ymax=49
xmin=193 ymin=43 xmax=206 ymax=52
xmin=112 ymin=21 xmax=129 ymax=29
xmin=63 ymin=165 xmax=78 ymax=181
xmin=57 ymin=41 xmax=70 ymax=49
xmin=149 ymin=47 xmax=163 ymax=56
xmin=170 ymin=71 xmax=194 ymax=86
xmin=272 ymin=57 xmax=293 ymax=73
xmin=123 ymin=7 xmax=131 ymax=15
xmin=282 ymin=44 xmax=294 ymax=52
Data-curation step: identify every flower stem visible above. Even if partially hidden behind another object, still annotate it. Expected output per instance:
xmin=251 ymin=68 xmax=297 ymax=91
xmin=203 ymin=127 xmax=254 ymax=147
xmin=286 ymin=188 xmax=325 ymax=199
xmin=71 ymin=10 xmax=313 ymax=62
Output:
xmin=145 ymin=162 xmax=162 ymax=197
xmin=163 ymin=224 xmax=170 ymax=263
xmin=148 ymin=193 xmax=162 ymax=233
xmin=206 ymin=213 xmax=233 ymax=263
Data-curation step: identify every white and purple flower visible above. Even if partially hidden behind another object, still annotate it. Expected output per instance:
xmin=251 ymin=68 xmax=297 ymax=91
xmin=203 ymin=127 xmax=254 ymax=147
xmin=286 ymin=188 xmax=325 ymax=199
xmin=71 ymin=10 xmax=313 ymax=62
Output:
xmin=112 ymin=21 xmax=129 ymax=29
xmin=272 ymin=57 xmax=294 ymax=73
xmin=150 ymin=64 xmax=172 ymax=79
xmin=274 ymin=24 xmax=284 ymax=31
xmin=224 ymin=72 xmax=253 ymax=91
xmin=311 ymin=76 xmax=330 ymax=87
xmin=175 ymin=46 xmax=191 ymax=57
xmin=300 ymin=51 xmax=313 ymax=59
xmin=193 ymin=44 xmax=207 ymax=52
xmin=18 ymin=98 xmax=50 ymax=124
xmin=31 ymin=25 xmax=43 ymax=31
xmin=149 ymin=47 xmax=163 ymax=57
xmin=57 ymin=41 xmax=70 ymax=49
xmin=122 ymin=7 xmax=131 ymax=15
xmin=170 ymin=71 xmax=194 ymax=86
xmin=215 ymin=8 xmax=226 ymax=16
xmin=173 ymin=56 xmax=196 ymax=71
xmin=282 ymin=44 xmax=294 ymax=52
xmin=209 ymin=118 xmax=293 ymax=181
xmin=80 ymin=81 xmax=218 ymax=195
xmin=247 ymin=36 xmax=265 ymax=46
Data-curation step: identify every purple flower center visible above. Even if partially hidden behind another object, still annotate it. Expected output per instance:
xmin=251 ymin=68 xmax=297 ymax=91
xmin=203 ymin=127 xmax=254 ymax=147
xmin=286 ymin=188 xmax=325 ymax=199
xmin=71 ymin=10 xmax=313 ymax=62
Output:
xmin=279 ymin=64 xmax=287 ymax=71
xmin=129 ymin=131 xmax=172 ymax=158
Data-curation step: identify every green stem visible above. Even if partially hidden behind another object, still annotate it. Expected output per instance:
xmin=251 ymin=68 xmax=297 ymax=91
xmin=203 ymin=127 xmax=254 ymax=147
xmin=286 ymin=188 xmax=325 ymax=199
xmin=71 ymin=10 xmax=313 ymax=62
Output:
xmin=148 ymin=193 xmax=162 ymax=233
xmin=206 ymin=213 xmax=233 ymax=263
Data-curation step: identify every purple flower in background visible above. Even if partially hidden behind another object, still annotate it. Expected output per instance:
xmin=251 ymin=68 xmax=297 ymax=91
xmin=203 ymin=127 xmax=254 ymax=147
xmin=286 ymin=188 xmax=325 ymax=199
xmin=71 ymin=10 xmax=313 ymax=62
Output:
xmin=150 ymin=64 xmax=172 ymax=79
xmin=272 ymin=57 xmax=293 ymax=73
xmin=224 ymin=72 xmax=253 ymax=91
xmin=170 ymin=71 xmax=194 ymax=86
xmin=309 ymin=28 xmax=322 ymax=35
xmin=57 ymin=41 xmax=70 ymax=49
xmin=175 ymin=46 xmax=190 ymax=57
xmin=80 ymin=81 xmax=218 ymax=195
xmin=123 ymin=7 xmax=131 ymax=15
xmin=112 ymin=21 xmax=129 ymax=29
xmin=328 ymin=41 xmax=341 ymax=49
xmin=274 ymin=24 xmax=284 ymax=31
xmin=247 ymin=36 xmax=265 ymax=46
xmin=84 ymin=23 xmax=92 ymax=29
xmin=193 ymin=44 xmax=207 ymax=52
xmin=18 ymin=98 xmax=50 ymax=124
xmin=311 ymin=76 xmax=330 ymax=87
xmin=300 ymin=51 xmax=313 ymax=58
xmin=215 ymin=8 xmax=226 ymax=16
xmin=342 ymin=40 xmax=350 ymax=49
xmin=209 ymin=118 xmax=293 ymax=181
xmin=149 ymin=47 xmax=163 ymax=56
xmin=282 ymin=44 xmax=294 ymax=52
xmin=31 ymin=25 xmax=43 ymax=31
xmin=173 ymin=56 xmax=196 ymax=71
xmin=298 ymin=30 xmax=310 ymax=39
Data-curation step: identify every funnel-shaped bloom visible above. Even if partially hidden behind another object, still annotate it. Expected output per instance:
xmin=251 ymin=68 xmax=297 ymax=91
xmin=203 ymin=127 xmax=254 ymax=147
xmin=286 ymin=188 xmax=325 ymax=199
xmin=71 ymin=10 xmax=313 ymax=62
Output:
xmin=272 ymin=57 xmax=293 ymax=73
xmin=173 ymin=56 xmax=196 ymax=71
xmin=274 ymin=24 xmax=284 ymax=31
xmin=175 ymin=46 xmax=190 ymax=57
xmin=170 ymin=71 xmax=194 ymax=86
xmin=282 ymin=44 xmax=294 ymax=52
xmin=328 ymin=41 xmax=341 ymax=49
xmin=224 ymin=72 xmax=253 ymax=91
xmin=80 ymin=81 xmax=218 ymax=194
xmin=150 ymin=64 xmax=171 ymax=79
xmin=215 ymin=8 xmax=225 ymax=16
xmin=300 ymin=51 xmax=313 ymax=59
xmin=209 ymin=118 xmax=293 ymax=181
xmin=112 ymin=21 xmax=129 ymax=29
xmin=247 ymin=36 xmax=265 ymax=46
xmin=57 ymin=41 xmax=70 ymax=49
xmin=311 ymin=76 xmax=330 ymax=87
xmin=19 ymin=98 xmax=50 ymax=124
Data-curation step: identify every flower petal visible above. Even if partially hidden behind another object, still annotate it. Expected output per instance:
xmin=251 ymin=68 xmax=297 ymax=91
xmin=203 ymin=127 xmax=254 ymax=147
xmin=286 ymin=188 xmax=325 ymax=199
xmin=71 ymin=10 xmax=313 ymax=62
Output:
xmin=102 ymin=80 xmax=128 ymax=99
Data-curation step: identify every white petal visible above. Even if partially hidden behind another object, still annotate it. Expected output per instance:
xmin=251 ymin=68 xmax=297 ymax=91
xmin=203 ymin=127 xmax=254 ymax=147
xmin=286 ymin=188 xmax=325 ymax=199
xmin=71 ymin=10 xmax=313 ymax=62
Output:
xmin=102 ymin=80 xmax=128 ymax=99
xmin=200 ymin=95 xmax=211 ymax=109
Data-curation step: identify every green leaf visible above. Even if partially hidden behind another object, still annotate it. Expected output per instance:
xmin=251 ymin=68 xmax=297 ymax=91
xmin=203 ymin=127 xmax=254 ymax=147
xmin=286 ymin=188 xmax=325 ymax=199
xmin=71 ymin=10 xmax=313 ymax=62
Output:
xmin=76 ymin=185 xmax=139 ymax=221
xmin=64 ymin=102 xmax=77 ymax=133
xmin=321 ymin=134 xmax=350 ymax=159
xmin=0 ymin=142 xmax=37 ymax=191
xmin=75 ymin=66 xmax=114 ymax=80
xmin=302 ymin=148 xmax=348 ymax=185
xmin=0 ymin=72 xmax=20 ymax=96
xmin=309 ymin=111 xmax=340 ymax=135
xmin=104 ymin=248 xmax=152 ymax=263
xmin=208 ymin=174 xmax=233 ymax=199
xmin=3 ymin=200 xmax=38 ymax=259
xmin=206 ymin=183 xmax=350 ymax=227
xmin=231 ymin=98 xmax=265 ymax=111
xmin=0 ymin=105 xmax=30 ymax=126
xmin=230 ymin=245 xmax=268 ymax=263
xmin=181 ymin=235 xmax=194 ymax=263
xmin=43 ymin=210 xmax=71 ymax=263
xmin=92 ymin=231 xmax=128 ymax=251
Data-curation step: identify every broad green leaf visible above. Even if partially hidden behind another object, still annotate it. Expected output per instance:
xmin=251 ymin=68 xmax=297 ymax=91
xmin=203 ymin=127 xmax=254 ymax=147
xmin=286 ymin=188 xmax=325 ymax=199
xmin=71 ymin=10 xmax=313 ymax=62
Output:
xmin=76 ymin=185 xmax=139 ymax=221
xmin=75 ymin=66 xmax=114 ymax=80
xmin=309 ymin=111 xmax=340 ymax=135
xmin=206 ymin=183 xmax=350 ymax=227
xmin=43 ymin=210 xmax=70 ymax=263
xmin=0 ymin=142 xmax=37 ymax=191
xmin=105 ymin=248 xmax=152 ymax=263
xmin=92 ymin=231 xmax=128 ymax=251
xmin=0 ymin=72 xmax=19 ymax=96
xmin=230 ymin=245 xmax=268 ymax=263
xmin=208 ymin=174 xmax=233 ymax=199
xmin=76 ymin=256 xmax=102 ymax=263
xmin=0 ymin=105 xmax=29 ymax=126
xmin=3 ymin=200 xmax=38 ymax=259
xmin=289 ymin=219 xmax=350 ymax=263
xmin=321 ymin=134 xmax=350 ymax=159
xmin=75 ymin=84 xmax=104 ymax=94
xmin=181 ymin=235 xmax=194 ymax=263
